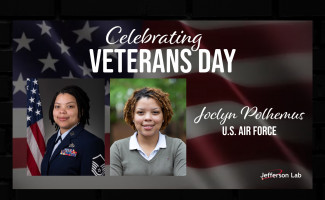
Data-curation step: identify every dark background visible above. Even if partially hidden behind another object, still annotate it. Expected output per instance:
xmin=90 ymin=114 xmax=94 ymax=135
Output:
xmin=38 ymin=79 xmax=105 ymax=143
xmin=1 ymin=0 xmax=324 ymax=199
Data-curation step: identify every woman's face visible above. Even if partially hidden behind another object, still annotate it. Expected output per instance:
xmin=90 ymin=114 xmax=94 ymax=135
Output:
xmin=53 ymin=93 xmax=79 ymax=134
xmin=133 ymin=97 xmax=163 ymax=138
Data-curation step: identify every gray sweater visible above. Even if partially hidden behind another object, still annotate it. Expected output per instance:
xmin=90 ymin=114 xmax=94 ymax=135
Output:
xmin=110 ymin=135 xmax=186 ymax=176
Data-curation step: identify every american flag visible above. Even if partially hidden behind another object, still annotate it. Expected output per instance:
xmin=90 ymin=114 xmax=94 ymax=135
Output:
xmin=13 ymin=20 xmax=312 ymax=188
xmin=26 ymin=78 xmax=46 ymax=176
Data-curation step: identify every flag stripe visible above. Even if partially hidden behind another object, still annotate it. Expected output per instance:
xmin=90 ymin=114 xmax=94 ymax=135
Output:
xmin=140 ymin=21 xmax=311 ymax=59
xmin=187 ymin=131 xmax=311 ymax=169
xmin=181 ymin=73 xmax=311 ymax=111
xmin=27 ymin=128 xmax=43 ymax=172
xmin=29 ymin=121 xmax=46 ymax=156
xmin=13 ymin=138 xmax=27 ymax=168
xmin=27 ymin=144 xmax=41 ymax=176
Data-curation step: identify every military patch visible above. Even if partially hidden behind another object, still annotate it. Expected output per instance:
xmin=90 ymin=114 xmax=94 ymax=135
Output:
xmin=91 ymin=154 xmax=105 ymax=176
xmin=69 ymin=143 xmax=75 ymax=148
xmin=60 ymin=148 xmax=77 ymax=157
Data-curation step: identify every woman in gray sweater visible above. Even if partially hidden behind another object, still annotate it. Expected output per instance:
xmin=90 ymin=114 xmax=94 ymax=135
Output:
xmin=110 ymin=87 xmax=186 ymax=176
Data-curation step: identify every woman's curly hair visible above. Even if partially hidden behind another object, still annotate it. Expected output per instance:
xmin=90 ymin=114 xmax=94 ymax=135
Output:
xmin=123 ymin=87 xmax=173 ymax=131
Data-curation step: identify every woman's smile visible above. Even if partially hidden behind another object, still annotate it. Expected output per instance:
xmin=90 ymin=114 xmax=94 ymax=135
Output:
xmin=53 ymin=93 xmax=79 ymax=134
xmin=133 ymin=97 xmax=163 ymax=138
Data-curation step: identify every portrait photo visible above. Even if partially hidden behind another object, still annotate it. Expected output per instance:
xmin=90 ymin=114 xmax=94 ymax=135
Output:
xmin=110 ymin=78 xmax=186 ymax=176
xmin=26 ymin=78 xmax=105 ymax=176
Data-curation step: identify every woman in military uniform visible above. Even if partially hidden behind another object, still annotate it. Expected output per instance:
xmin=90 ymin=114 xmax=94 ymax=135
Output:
xmin=41 ymin=85 xmax=105 ymax=176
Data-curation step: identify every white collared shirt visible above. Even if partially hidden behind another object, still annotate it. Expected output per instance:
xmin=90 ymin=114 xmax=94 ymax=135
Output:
xmin=50 ymin=123 xmax=78 ymax=158
xmin=129 ymin=132 xmax=166 ymax=161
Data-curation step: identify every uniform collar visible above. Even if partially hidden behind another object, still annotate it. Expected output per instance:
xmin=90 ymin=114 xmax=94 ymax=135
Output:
xmin=129 ymin=132 xmax=166 ymax=151
xmin=56 ymin=123 xmax=80 ymax=140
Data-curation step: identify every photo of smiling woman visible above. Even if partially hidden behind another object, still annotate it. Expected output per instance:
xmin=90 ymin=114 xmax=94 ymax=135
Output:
xmin=41 ymin=84 xmax=105 ymax=176
xmin=110 ymin=86 xmax=186 ymax=176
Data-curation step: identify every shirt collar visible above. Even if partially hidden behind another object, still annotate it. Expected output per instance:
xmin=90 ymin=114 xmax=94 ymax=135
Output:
xmin=129 ymin=132 xmax=166 ymax=150
xmin=56 ymin=123 xmax=79 ymax=141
